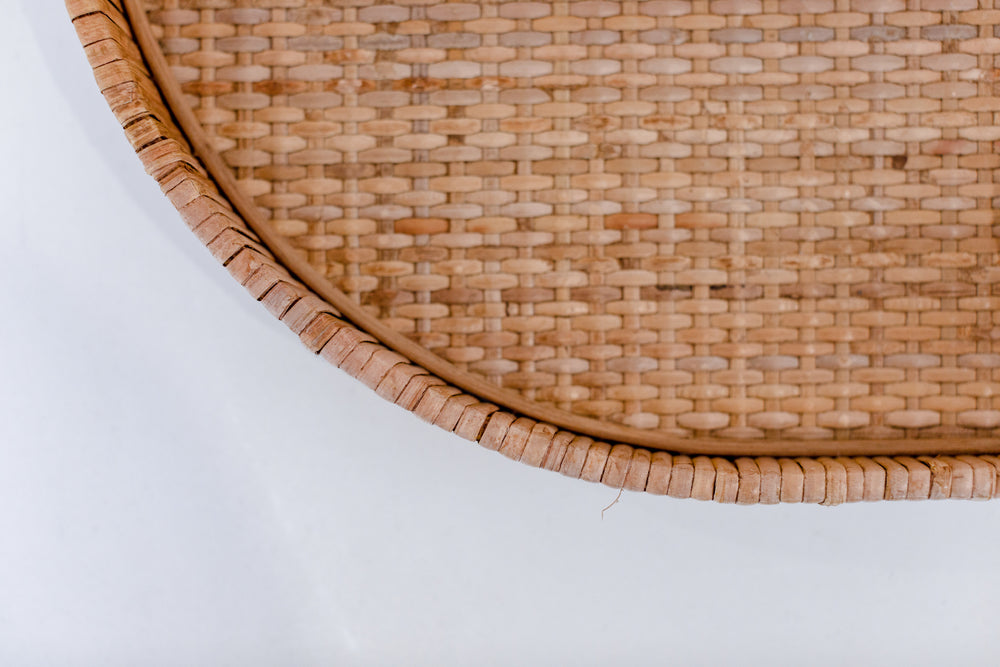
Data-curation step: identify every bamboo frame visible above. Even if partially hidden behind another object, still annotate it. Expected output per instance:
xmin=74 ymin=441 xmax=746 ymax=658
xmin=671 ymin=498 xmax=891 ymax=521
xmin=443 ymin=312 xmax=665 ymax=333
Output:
xmin=66 ymin=0 xmax=1000 ymax=502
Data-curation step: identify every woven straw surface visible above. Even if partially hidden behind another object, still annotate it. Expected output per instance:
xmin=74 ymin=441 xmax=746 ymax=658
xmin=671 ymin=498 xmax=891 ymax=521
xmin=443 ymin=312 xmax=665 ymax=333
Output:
xmin=67 ymin=0 xmax=1000 ymax=504
xmin=142 ymin=0 xmax=1000 ymax=443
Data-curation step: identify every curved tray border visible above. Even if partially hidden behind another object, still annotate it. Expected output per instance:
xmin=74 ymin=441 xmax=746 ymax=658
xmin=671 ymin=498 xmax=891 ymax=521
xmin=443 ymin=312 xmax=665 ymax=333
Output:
xmin=67 ymin=0 xmax=1000 ymax=503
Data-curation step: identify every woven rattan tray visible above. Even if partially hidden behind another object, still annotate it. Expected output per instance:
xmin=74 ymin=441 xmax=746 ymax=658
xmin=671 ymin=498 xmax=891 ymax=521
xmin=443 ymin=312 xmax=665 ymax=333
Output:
xmin=69 ymin=0 xmax=1000 ymax=503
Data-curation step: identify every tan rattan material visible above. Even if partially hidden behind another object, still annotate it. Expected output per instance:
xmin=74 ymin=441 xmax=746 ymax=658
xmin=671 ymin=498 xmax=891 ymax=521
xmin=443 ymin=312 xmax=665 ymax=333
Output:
xmin=68 ymin=0 xmax=1000 ymax=502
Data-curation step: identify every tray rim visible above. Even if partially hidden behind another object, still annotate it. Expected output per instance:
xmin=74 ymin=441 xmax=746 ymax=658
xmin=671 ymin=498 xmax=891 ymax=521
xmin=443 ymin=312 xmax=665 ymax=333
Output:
xmin=67 ymin=0 xmax=1000 ymax=503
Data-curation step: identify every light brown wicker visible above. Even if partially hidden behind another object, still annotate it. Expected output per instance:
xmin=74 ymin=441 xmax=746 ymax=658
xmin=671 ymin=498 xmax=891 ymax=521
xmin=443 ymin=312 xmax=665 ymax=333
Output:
xmin=68 ymin=0 xmax=1000 ymax=503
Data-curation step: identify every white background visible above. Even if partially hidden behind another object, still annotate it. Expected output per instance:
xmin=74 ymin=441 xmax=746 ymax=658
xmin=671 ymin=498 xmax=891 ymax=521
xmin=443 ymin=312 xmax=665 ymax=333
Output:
xmin=3 ymin=4 xmax=1000 ymax=665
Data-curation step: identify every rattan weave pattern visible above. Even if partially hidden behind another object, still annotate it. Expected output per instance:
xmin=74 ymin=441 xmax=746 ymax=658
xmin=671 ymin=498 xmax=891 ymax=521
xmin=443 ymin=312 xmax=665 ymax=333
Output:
xmin=143 ymin=0 xmax=1000 ymax=442
xmin=68 ymin=0 xmax=1000 ymax=502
